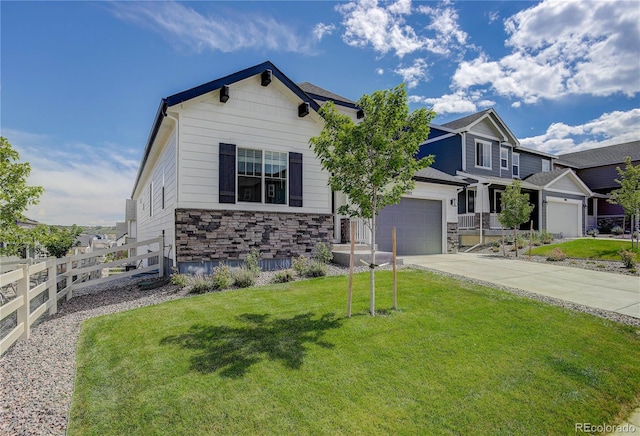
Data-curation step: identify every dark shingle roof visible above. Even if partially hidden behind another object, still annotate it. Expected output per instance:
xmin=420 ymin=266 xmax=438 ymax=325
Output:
xmin=524 ymin=168 xmax=568 ymax=186
xmin=414 ymin=167 xmax=468 ymax=186
xmin=441 ymin=109 xmax=492 ymax=130
xmin=297 ymin=82 xmax=356 ymax=105
xmin=556 ymin=140 xmax=640 ymax=168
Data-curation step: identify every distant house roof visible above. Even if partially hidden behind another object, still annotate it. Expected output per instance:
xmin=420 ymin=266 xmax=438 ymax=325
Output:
xmin=525 ymin=168 xmax=592 ymax=196
xmin=438 ymin=108 xmax=520 ymax=147
xmin=556 ymin=140 xmax=640 ymax=168
xmin=524 ymin=168 xmax=569 ymax=186
xmin=298 ymin=82 xmax=357 ymax=108
xmin=115 ymin=222 xmax=127 ymax=240
xmin=442 ymin=109 xmax=492 ymax=131
xmin=414 ymin=167 xmax=468 ymax=186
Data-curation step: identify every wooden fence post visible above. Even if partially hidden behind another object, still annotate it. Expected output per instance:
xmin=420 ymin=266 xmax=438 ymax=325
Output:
xmin=47 ymin=258 xmax=57 ymax=315
xmin=66 ymin=257 xmax=73 ymax=301
xmin=16 ymin=264 xmax=30 ymax=342
xmin=347 ymin=221 xmax=355 ymax=318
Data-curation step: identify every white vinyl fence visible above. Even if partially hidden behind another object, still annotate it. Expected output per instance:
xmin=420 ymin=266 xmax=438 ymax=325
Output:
xmin=0 ymin=236 xmax=164 ymax=355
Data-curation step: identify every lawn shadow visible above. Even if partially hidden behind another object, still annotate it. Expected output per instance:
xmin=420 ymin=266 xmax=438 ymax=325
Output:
xmin=160 ymin=312 xmax=342 ymax=378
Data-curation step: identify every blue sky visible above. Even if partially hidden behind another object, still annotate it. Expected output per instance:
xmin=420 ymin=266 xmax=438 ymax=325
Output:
xmin=2 ymin=0 xmax=639 ymax=226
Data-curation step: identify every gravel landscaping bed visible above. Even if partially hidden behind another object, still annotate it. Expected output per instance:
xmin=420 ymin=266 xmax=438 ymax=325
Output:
xmin=1 ymin=261 xmax=637 ymax=435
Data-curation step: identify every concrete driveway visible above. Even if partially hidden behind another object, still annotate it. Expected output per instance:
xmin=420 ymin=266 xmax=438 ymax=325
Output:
xmin=404 ymin=253 xmax=640 ymax=319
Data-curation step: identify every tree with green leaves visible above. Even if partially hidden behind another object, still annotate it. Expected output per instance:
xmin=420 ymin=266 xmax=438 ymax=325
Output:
xmin=310 ymin=84 xmax=435 ymax=316
xmin=35 ymin=224 xmax=83 ymax=258
xmin=498 ymin=180 xmax=534 ymax=257
xmin=0 ymin=136 xmax=44 ymax=256
xmin=608 ymin=156 xmax=640 ymax=249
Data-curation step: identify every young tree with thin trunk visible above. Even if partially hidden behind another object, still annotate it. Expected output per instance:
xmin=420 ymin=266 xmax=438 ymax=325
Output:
xmin=0 ymin=136 xmax=44 ymax=256
xmin=310 ymin=84 xmax=434 ymax=316
xmin=498 ymin=180 xmax=534 ymax=257
xmin=608 ymin=157 xmax=640 ymax=249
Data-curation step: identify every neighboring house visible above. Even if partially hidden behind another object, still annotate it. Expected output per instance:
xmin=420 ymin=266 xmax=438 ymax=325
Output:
xmin=418 ymin=109 xmax=591 ymax=244
xmin=128 ymin=61 xmax=464 ymax=273
xmin=115 ymin=221 xmax=127 ymax=246
xmin=554 ymin=141 xmax=640 ymax=232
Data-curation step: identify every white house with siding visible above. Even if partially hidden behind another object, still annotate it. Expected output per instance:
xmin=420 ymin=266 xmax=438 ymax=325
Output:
xmin=128 ymin=61 xmax=464 ymax=273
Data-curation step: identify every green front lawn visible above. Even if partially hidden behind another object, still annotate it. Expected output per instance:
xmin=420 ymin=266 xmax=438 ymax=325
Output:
xmin=68 ymin=270 xmax=640 ymax=435
xmin=529 ymin=238 xmax=640 ymax=260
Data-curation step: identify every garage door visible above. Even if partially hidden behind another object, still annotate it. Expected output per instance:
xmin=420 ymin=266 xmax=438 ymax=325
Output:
xmin=376 ymin=198 xmax=443 ymax=255
xmin=547 ymin=201 xmax=581 ymax=237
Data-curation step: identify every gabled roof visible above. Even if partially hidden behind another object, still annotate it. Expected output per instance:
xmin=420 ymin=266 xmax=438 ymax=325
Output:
xmin=524 ymin=168 xmax=592 ymax=196
xmin=414 ymin=167 xmax=468 ymax=186
xmin=555 ymin=140 xmax=640 ymax=168
xmin=133 ymin=61 xmax=325 ymax=197
xmin=298 ymin=82 xmax=357 ymax=108
xmin=524 ymin=168 xmax=569 ymax=186
xmin=441 ymin=108 xmax=519 ymax=146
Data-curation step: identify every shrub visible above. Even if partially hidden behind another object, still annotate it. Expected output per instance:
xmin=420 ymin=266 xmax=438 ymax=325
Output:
xmin=189 ymin=274 xmax=215 ymax=294
xmin=587 ymin=228 xmax=599 ymax=238
xmin=516 ymin=235 xmax=527 ymax=249
xmin=233 ymin=266 xmax=256 ymax=288
xmin=211 ymin=263 xmax=233 ymax=290
xmin=272 ymin=269 xmax=295 ymax=283
xmin=245 ymin=248 xmax=262 ymax=276
xmin=313 ymin=242 xmax=333 ymax=264
xmin=170 ymin=273 xmax=189 ymax=288
xmin=539 ymin=230 xmax=554 ymax=244
xmin=292 ymin=255 xmax=310 ymax=276
xmin=304 ymin=260 xmax=327 ymax=277
xmin=546 ymin=248 xmax=566 ymax=262
xmin=619 ymin=249 xmax=638 ymax=269
xmin=611 ymin=226 xmax=624 ymax=235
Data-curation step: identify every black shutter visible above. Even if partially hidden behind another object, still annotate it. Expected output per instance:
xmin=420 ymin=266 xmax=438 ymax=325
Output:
xmin=289 ymin=152 xmax=303 ymax=207
xmin=219 ymin=143 xmax=236 ymax=204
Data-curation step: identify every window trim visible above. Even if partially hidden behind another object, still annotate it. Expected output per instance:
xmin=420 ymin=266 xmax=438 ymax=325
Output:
xmin=149 ymin=182 xmax=153 ymax=217
xmin=512 ymin=152 xmax=520 ymax=178
xmin=475 ymin=140 xmax=492 ymax=170
xmin=237 ymin=147 xmax=288 ymax=205
xmin=541 ymin=159 xmax=551 ymax=172
xmin=500 ymin=146 xmax=509 ymax=170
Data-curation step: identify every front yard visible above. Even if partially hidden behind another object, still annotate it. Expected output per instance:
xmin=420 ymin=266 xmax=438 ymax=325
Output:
xmin=68 ymin=270 xmax=640 ymax=435
xmin=528 ymin=239 xmax=640 ymax=261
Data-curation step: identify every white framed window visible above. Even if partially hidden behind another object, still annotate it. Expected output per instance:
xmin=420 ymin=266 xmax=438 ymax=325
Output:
xmin=237 ymin=148 xmax=287 ymax=204
xmin=542 ymin=159 xmax=551 ymax=172
xmin=512 ymin=153 xmax=520 ymax=178
xmin=500 ymin=147 xmax=509 ymax=170
xmin=475 ymin=141 xmax=492 ymax=169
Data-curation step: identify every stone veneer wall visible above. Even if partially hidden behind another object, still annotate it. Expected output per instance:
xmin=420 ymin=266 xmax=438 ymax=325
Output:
xmin=447 ymin=222 xmax=458 ymax=253
xmin=175 ymin=209 xmax=333 ymax=264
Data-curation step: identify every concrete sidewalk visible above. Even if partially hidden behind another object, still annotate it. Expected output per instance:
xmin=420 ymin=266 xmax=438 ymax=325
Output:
xmin=404 ymin=253 xmax=640 ymax=319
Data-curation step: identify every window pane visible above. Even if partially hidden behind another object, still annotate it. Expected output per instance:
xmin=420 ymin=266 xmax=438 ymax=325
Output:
xmin=255 ymin=151 xmax=262 ymax=176
xmin=468 ymin=191 xmax=475 ymax=213
xmin=238 ymin=176 xmax=261 ymax=202
xmin=265 ymin=179 xmax=286 ymax=204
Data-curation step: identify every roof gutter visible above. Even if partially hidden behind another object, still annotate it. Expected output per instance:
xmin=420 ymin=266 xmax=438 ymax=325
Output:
xmin=131 ymin=99 xmax=168 ymax=198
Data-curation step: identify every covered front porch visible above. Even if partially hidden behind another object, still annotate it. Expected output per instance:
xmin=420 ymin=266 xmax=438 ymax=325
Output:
xmin=456 ymin=175 xmax=541 ymax=246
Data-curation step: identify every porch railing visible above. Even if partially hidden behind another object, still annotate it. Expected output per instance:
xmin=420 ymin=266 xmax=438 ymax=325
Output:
xmin=458 ymin=213 xmax=475 ymax=229
xmin=351 ymin=218 xmax=372 ymax=244
xmin=489 ymin=213 xmax=502 ymax=229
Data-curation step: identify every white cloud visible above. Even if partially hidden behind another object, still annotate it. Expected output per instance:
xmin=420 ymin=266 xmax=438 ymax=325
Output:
xmin=393 ymin=58 xmax=428 ymax=88
xmin=111 ymin=1 xmax=315 ymax=54
xmin=337 ymin=0 xmax=467 ymax=57
xmin=4 ymin=129 xmax=138 ymax=226
xmin=487 ymin=10 xmax=500 ymax=24
xmin=452 ymin=0 xmax=640 ymax=104
xmin=376 ymin=67 xmax=385 ymax=75
xmin=408 ymin=91 xmax=492 ymax=115
xmin=520 ymin=108 xmax=640 ymax=154
xmin=313 ymin=23 xmax=336 ymax=42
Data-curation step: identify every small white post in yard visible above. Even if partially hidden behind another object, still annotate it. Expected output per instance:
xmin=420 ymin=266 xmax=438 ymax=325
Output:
xmin=47 ymin=258 xmax=57 ymax=315
xmin=16 ymin=264 xmax=30 ymax=342
xmin=392 ymin=227 xmax=397 ymax=310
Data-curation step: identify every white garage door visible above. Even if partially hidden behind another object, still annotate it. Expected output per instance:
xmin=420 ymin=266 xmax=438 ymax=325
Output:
xmin=376 ymin=198 xmax=443 ymax=255
xmin=547 ymin=201 xmax=581 ymax=237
